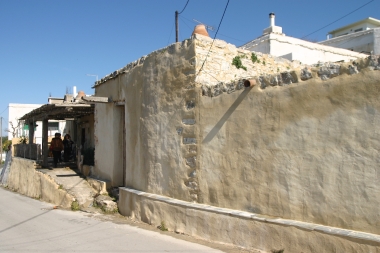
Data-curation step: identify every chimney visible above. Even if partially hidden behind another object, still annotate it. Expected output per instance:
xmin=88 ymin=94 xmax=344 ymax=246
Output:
xmin=269 ymin=13 xmax=275 ymax=27
xmin=263 ymin=12 xmax=283 ymax=35
xmin=73 ymin=86 xmax=77 ymax=98
xmin=192 ymin=24 xmax=209 ymax=37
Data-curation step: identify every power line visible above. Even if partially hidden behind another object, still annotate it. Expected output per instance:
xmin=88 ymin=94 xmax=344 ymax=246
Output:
xmin=167 ymin=19 xmax=175 ymax=46
xmin=301 ymin=0 xmax=374 ymax=39
xmin=180 ymin=15 xmax=246 ymax=43
xmin=178 ymin=0 xmax=190 ymax=14
xmin=0 ymin=106 xmax=9 ymax=116
xmin=197 ymin=0 xmax=230 ymax=76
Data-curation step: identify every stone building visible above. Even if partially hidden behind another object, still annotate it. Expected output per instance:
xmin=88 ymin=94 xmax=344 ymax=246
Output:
xmin=92 ymin=31 xmax=380 ymax=252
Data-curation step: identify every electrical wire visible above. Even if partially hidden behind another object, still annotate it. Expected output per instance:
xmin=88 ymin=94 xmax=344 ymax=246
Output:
xmin=197 ymin=0 xmax=230 ymax=76
xmin=180 ymin=15 xmax=245 ymax=43
xmin=167 ymin=19 xmax=175 ymax=46
xmin=0 ymin=106 xmax=9 ymax=116
xmin=178 ymin=0 xmax=190 ymax=14
xmin=301 ymin=0 xmax=374 ymax=39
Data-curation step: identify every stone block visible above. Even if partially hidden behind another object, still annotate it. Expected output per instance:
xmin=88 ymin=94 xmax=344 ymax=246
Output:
xmin=87 ymin=177 xmax=110 ymax=194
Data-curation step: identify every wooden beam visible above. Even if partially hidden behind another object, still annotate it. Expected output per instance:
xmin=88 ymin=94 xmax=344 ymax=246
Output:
xmin=81 ymin=96 xmax=111 ymax=103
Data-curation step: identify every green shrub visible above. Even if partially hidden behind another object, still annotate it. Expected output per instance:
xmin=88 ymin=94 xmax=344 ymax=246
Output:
xmin=71 ymin=201 xmax=80 ymax=211
xmin=232 ymin=56 xmax=247 ymax=71
xmin=251 ymin=53 xmax=258 ymax=64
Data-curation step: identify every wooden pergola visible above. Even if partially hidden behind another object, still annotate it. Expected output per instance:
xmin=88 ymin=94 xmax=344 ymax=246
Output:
xmin=19 ymin=103 xmax=95 ymax=167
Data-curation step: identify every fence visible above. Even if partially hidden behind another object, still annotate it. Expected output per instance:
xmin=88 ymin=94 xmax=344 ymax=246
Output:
xmin=13 ymin=144 xmax=41 ymax=160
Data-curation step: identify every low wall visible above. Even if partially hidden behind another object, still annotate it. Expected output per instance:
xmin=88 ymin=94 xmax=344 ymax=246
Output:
xmin=13 ymin=144 xmax=41 ymax=160
xmin=119 ymin=187 xmax=380 ymax=253
xmin=5 ymin=157 xmax=74 ymax=208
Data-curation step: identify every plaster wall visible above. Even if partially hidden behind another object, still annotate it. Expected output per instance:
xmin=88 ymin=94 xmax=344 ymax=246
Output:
xmin=93 ymin=99 xmax=123 ymax=185
xmin=320 ymin=28 xmax=379 ymax=55
xmin=5 ymin=157 xmax=74 ymax=208
xmin=8 ymin=103 xmax=43 ymax=140
xmin=119 ymin=188 xmax=380 ymax=253
xmin=94 ymin=39 xmax=198 ymax=196
xmin=332 ymin=23 xmax=379 ymax=38
xmin=241 ymin=33 xmax=367 ymax=65
xmin=197 ymin=66 xmax=380 ymax=234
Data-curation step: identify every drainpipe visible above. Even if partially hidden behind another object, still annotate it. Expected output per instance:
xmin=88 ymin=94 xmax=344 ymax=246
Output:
xmin=244 ymin=79 xmax=256 ymax=88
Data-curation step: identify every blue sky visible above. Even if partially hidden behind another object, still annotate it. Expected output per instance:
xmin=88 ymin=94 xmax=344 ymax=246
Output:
xmin=1 ymin=0 xmax=379 ymax=136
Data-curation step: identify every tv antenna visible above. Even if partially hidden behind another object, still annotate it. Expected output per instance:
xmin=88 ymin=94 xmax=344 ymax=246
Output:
xmin=193 ymin=19 xmax=215 ymax=31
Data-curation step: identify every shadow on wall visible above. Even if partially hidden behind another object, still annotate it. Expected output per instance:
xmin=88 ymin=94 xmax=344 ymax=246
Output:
xmin=202 ymin=88 xmax=252 ymax=144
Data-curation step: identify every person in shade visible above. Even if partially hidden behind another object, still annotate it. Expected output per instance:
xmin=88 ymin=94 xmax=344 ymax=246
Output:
xmin=50 ymin=133 xmax=64 ymax=168
xmin=63 ymin=134 xmax=74 ymax=162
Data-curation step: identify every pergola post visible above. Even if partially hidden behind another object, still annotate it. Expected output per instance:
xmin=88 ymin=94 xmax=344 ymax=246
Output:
xmin=28 ymin=121 xmax=34 ymax=144
xmin=42 ymin=119 xmax=49 ymax=167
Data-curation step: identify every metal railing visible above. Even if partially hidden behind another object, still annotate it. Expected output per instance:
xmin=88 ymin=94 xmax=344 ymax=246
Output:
xmin=13 ymin=144 xmax=41 ymax=160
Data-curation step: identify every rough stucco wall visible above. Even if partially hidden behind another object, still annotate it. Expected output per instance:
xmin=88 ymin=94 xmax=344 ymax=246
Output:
xmin=94 ymin=39 xmax=199 ymax=200
xmin=119 ymin=189 xmax=380 ymax=253
xmin=197 ymin=68 xmax=380 ymax=234
xmin=93 ymin=84 xmax=123 ymax=185
xmin=6 ymin=157 xmax=73 ymax=208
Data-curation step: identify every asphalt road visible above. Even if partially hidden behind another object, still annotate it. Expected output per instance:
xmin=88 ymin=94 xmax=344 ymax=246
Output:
xmin=0 ymin=187 xmax=224 ymax=253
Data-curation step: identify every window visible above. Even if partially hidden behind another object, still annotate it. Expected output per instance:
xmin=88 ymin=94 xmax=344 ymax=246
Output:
xmin=48 ymin=122 xmax=59 ymax=131
xmin=354 ymin=28 xmax=363 ymax=32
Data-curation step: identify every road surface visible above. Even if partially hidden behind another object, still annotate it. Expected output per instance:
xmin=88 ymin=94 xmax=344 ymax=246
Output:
xmin=0 ymin=187 xmax=224 ymax=253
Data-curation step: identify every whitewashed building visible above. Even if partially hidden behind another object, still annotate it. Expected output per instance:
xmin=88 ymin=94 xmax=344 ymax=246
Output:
xmin=240 ymin=13 xmax=367 ymax=65
xmin=319 ymin=17 xmax=380 ymax=55
xmin=8 ymin=103 xmax=67 ymax=144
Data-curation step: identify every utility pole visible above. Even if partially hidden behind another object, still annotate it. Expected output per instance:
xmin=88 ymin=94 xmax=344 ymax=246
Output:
xmin=175 ymin=10 xmax=179 ymax=42
xmin=1 ymin=117 xmax=2 ymax=163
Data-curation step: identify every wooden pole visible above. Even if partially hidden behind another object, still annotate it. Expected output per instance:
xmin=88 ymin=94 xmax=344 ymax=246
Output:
xmin=175 ymin=11 xmax=179 ymax=42
xmin=0 ymin=117 xmax=2 ymax=163
xmin=42 ymin=119 xmax=49 ymax=167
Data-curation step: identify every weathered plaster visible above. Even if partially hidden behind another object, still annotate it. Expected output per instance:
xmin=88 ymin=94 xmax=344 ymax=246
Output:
xmin=94 ymin=33 xmax=380 ymax=251
xmin=119 ymin=187 xmax=380 ymax=253
xmin=5 ymin=157 xmax=74 ymax=208
xmin=198 ymin=68 xmax=380 ymax=234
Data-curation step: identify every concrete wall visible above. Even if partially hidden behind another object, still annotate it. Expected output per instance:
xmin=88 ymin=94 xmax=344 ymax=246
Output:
xmin=241 ymin=33 xmax=367 ymax=65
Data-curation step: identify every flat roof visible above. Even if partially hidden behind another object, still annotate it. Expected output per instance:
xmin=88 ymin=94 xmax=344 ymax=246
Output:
xmin=20 ymin=103 xmax=94 ymax=122
xmin=328 ymin=17 xmax=380 ymax=34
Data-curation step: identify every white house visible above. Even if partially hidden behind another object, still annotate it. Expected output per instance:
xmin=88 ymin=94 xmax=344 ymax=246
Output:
xmin=8 ymin=102 xmax=67 ymax=144
xmin=8 ymin=104 xmax=43 ymax=141
xmin=318 ymin=17 xmax=380 ymax=55
xmin=240 ymin=13 xmax=367 ymax=65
